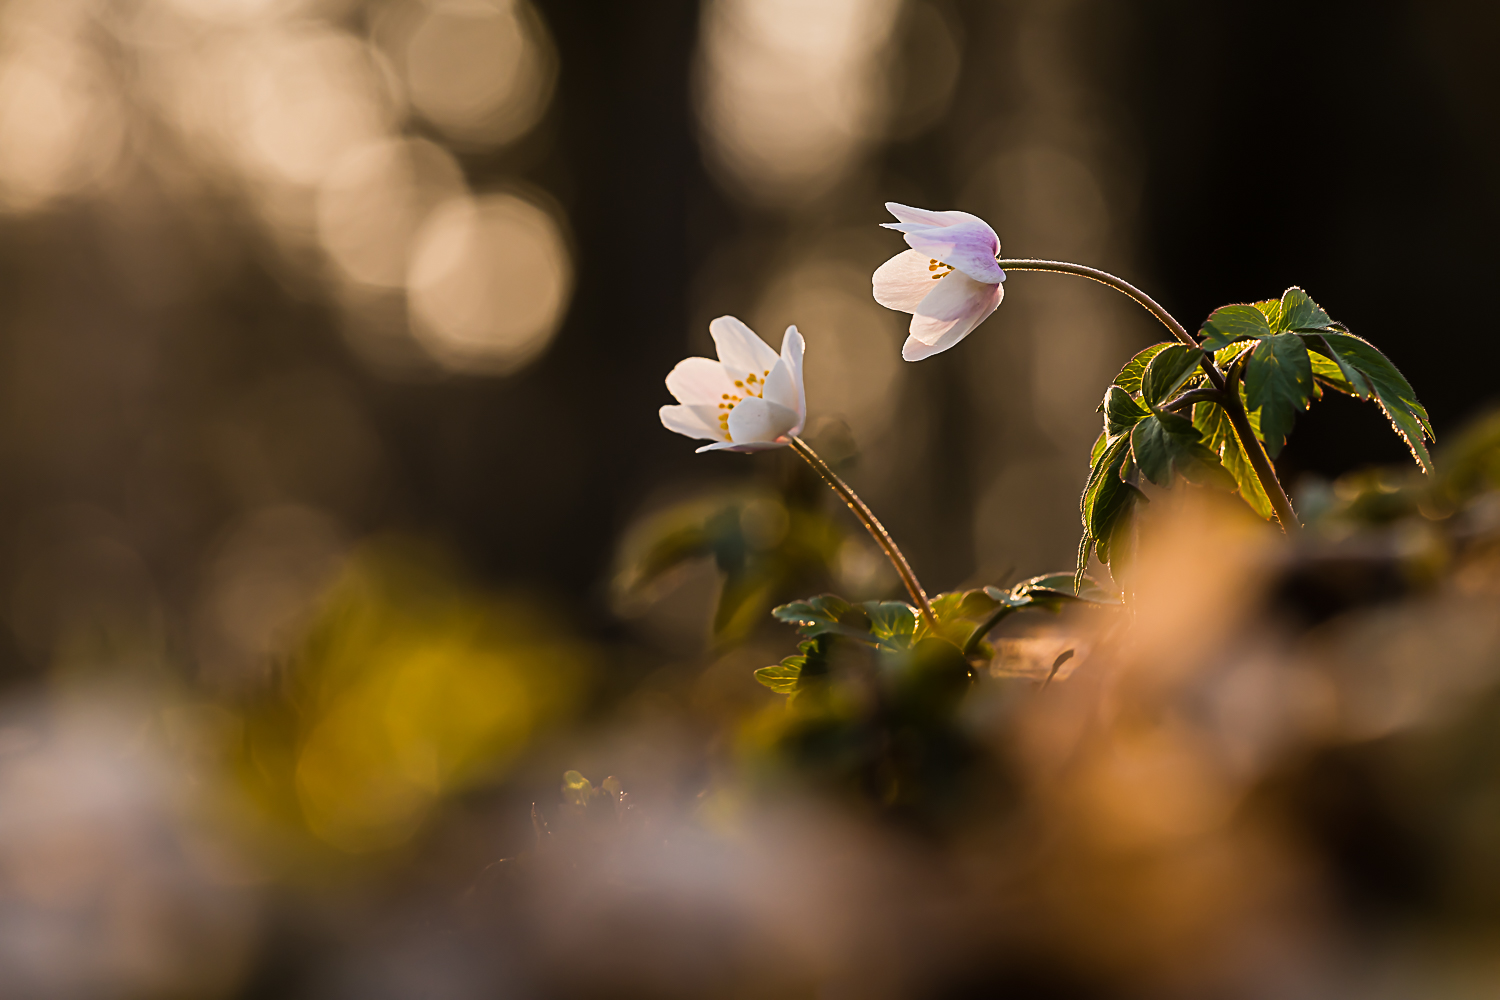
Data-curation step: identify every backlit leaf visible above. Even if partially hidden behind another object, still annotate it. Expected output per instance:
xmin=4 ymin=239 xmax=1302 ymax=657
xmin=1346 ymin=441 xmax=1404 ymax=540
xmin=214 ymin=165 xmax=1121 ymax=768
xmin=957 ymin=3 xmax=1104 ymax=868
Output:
xmin=1193 ymin=401 xmax=1274 ymax=519
xmin=1141 ymin=344 xmax=1204 ymax=406
xmin=1319 ymin=332 xmax=1434 ymax=472
xmin=1278 ymin=287 xmax=1333 ymax=332
xmin=1244 ymin=333 xmax=1313 ymax=457
xmin=1199 ymin=304 xmax=1271 ymax=351
xmin=1104 ymin=385 xmax=1150 ymax=437
xmin=1112 ymin=343 xmax=1170 ymax=395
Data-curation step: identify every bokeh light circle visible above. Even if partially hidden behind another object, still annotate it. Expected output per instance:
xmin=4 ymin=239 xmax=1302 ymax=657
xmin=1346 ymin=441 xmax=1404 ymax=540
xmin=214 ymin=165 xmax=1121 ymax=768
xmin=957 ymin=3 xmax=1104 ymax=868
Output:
xmin=406 ymin=192 xmax=572 ymax=375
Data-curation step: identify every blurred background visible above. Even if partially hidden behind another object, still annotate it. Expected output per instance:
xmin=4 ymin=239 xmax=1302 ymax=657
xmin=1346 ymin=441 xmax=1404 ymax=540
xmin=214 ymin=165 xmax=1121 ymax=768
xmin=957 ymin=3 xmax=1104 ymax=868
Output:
xmin=1 ymin=0 xmax=1499 ymax=996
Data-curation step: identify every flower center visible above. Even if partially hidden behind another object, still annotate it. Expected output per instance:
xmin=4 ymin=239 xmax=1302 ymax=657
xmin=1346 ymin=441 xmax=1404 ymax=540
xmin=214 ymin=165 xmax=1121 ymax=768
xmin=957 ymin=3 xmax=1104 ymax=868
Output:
xmin=928 ymin=258 xmax=954 ymax=280
xmin=716 ymin=368 xmax=773 ymax=439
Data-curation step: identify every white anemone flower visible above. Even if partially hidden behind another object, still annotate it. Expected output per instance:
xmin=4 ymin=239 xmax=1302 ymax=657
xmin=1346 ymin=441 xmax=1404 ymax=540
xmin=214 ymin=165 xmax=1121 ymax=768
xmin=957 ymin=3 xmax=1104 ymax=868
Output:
xmin=872 ymin=202 xmax=1006 ymax=361
xmin=660 ymin=316 xmax=806 ymax=453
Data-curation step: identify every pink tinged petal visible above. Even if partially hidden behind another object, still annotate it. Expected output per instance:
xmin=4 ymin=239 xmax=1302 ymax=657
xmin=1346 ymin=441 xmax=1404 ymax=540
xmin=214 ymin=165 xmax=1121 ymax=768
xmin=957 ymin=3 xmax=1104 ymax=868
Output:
xmin=903 ymin=273 xmax=1003 ymax=360
xmin=883 ymin=202 xmax=980 ymax=228
xmin=726 ymin=396 xmax=798 ymax=444
xmin=872 ymin=250 xmax=938 ymax=313
xmin=709 ymin=315 xmax=780 ymax=382
xmin=665 ymin=356 xmax=734 ymax=406
xmin=660 ymin=404 xmax=720 ymax=441
xmin=779 ymin=324 xmax=806 ymax=431
xmin=900 ymin=220 xmax=1004 ymax=284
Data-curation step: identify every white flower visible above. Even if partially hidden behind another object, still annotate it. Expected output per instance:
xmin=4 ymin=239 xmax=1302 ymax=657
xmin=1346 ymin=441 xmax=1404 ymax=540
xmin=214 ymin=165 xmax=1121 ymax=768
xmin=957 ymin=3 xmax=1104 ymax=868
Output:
xmin=660 ymin=316 xmax=806 ymax=453
xmin=872 ymin=202 xmax=1005 ymax=361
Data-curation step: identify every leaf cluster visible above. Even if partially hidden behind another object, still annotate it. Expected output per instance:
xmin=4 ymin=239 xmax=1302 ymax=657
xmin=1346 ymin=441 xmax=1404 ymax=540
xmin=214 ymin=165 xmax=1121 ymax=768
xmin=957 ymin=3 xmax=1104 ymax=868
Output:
xmin=1200 ymin=287 xmax=1434 ymax=470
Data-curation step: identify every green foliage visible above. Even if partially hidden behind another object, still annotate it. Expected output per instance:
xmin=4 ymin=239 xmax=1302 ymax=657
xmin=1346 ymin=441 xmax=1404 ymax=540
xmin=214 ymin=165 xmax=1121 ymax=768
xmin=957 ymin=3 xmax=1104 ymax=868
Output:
xmin=1111 ymin=342 xmax=1169 ymax=395
xmin=754 ymin=636 xmax=831 ymax=697
xmin=1190 ymin=287 xmax=1433 ymax=471
xmin=1193 ymin=401 xmax=1274 ymax=518
xmin=1140 ymin=344 xmax=1203 ymax=406
xmin=1103 ymin=385 xmax=1149 ymax=437
xmin=1244 ymin=333 xmax=1314 ymax=457
xmin=1315 ymin=332 xmax=1435 ymax=472
xmin=1131 ymin=408 xmax=1236 ymax=489
xmin=1200 ymin=304 xmax=1271 ymax=351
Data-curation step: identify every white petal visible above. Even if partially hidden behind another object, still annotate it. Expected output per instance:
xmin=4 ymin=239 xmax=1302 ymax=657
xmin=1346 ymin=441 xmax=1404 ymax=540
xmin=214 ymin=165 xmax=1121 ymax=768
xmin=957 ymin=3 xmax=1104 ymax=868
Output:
xmin=760 ymin=358 xmax=796 ymax=411
xmin=904 ymin=274 xmax=1003 ymax=359
xmin=779 ymin=325 xmax=806 ymax=431
xmin=873 ymin=249 xmax=938 ymax=313
xmin=695 ymin=439 xmax=784 ymax=453
xmin=883 ymin=202 xmax=979 ymax=228
xmin=727 ymin=396 xmax=798 ymax=444
xmin=665 ymin=356 xmax=734 ymax=405
xmin=660 ymin=404 xmax=720 ymax=441
xmin=709 ymin=315 xmax=780 ymax=382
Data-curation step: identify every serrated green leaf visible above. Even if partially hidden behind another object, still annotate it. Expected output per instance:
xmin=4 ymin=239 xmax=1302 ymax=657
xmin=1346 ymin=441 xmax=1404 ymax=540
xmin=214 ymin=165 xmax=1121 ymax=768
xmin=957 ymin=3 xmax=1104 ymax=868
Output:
xmin=862 ymin=601 xmax=917 ymax=650
xmin=755 ymin=636 xmax=832 ymax=695
xmin=1074 ymin=535 xmax=1094 ymax=594
xmin=1087 ymin=446 xmax=1140 ymax=543
xmin=1319 ymin=333 xmax=1434 ymax=472
xmin=1130 ymin=408 xmax=1234 ymax=490
xmin=772 ymin=594 xmax=873 ymax=642
xmin=1112 ymin=343 xmax=1170 ymax=395
xmin=1244 ymin=333 xmax=1313 ymax=457
xmin=1082 ymin=436 xmax=1130 ymax=532
xmin=1141 ymin=344 xmax=1204 ymax=406
xmin=1254 ymin=298 xmax=1283 ymax=330
xmin=1104 ymin=385 xmax=1150 ymax=437
xmin=1130 ymin=409 xmax=1193 ymax=485
xmin=1200 ymin=304 xmax=1271 ymax=351
xmin=1193 ymin=401 xmax=1273 ymax=519
xmin=1278 ymin=287 xmax=1333 ymax=332
xmin=1215 ymin=341 xmax=1256 ymax=370
xmin=1089 ymin=429 xmax=1108 ymax=466
xmin=1302 ymin=336 xmax=1371 ymax=398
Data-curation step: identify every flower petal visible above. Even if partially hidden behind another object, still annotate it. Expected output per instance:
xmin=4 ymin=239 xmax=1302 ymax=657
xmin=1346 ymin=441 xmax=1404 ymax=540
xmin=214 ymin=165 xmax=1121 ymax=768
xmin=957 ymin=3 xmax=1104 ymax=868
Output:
xmin=903 ymin=273 xmax=1003 ymax=360
xmin=883 ymin=202 xmax=977 ymax=228
xmin=760 ymin=359 xmax=796 ymax=411
xmin=779 ymin=325 xmax=806 ymax=431
xmin=695 ymin=439 xmax=785 ymax=453
xmin=660 ymin=404 xmax=720 ymax=441
xmin=900 ymin=221 xmax=1004 ymax=284
xmin=872 ymin=249 xmax=937 ymax=313
xmin=665 ymin=356 xmax=734 ymax=405
xmin=727 ymin=396 xmax=799 ymax=444
xmin=709 ymin=315 xmax=780 ymax=383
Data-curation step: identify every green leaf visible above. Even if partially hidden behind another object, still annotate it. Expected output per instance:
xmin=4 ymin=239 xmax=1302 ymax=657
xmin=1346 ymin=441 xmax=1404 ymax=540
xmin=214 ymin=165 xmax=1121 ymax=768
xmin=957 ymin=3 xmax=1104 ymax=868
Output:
xmin=1320 ymin=332 xmax=1434 ymax=472
xmin=1140 ymin=344 xmax=1203 ymax=406
xmin=772 ymin=594 xmax=873 ymax=641
xmin=1278 ymin=287 xmax=1333 ymax=332
xmin=1253 ymin=298 xmax=1283 ymax=330
xmin=1200 ymin=304 xmax=1271 ymax=352
xmin=1087 ymin=447 xmax=1142 ymax=554
xmin=1244 ymin=333 xmax=1313 ymax=457
xmin=1112 ymin=343 xmax=1170 ymax=396
xmin=1104 ymin=385 xmax=1150 ymax=437
xmin=1302 ymin=335 xmax=1371 ymax=399
xmin=862 ymin=601 xmax=917 ymax=650
xmin=1193 ymin=401 xmax=1273 ymax=519
xmin=1131 ymin=409 xmax=1235 ymax=490
xmin=1089 ymin=429 xmax=1108 ymax=466
xmin=1215 ymin=341 xmax=1255 ymax=371
xmin=755 ymin=636 xmax=832 ymax=695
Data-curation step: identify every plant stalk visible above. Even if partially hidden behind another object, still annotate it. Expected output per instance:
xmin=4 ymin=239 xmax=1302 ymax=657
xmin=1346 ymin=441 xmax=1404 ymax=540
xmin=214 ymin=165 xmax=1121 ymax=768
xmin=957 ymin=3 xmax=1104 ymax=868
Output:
xmin=787 ymin=435 xmax=938 ymax=630
xmin=996 ymin=258 xmax=1300 ymax=532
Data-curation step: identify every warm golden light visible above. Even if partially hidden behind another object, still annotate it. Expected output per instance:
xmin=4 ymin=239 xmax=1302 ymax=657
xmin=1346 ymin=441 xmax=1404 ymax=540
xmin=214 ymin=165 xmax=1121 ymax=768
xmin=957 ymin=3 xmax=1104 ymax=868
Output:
xmin=406 ymin=192 xmax=573 ymax=374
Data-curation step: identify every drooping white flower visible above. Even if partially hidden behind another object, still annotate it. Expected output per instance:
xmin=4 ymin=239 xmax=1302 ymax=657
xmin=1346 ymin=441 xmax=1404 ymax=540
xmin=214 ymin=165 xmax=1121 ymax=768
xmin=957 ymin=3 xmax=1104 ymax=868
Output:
xmin=872 ymin=202 xmax=1005 ymax=361
xmin=659 ymin=316 xmax=806 ymax=453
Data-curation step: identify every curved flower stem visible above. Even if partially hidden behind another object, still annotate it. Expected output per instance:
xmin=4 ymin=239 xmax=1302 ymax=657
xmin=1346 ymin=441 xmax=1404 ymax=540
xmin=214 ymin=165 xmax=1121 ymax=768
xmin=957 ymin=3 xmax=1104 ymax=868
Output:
xmin=996 ymin=258 xmax=1300 ymax=533
xmin=787 ymin=435 xmax=939 ymax=630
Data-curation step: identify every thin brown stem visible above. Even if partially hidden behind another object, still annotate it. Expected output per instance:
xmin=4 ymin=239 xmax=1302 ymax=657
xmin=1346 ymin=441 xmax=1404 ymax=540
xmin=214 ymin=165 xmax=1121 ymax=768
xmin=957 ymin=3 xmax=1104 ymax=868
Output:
xmin=996 ymin=258 xmax=1301 ymax=532
xmin=787 ymin=435 xmax=938 ymax=630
